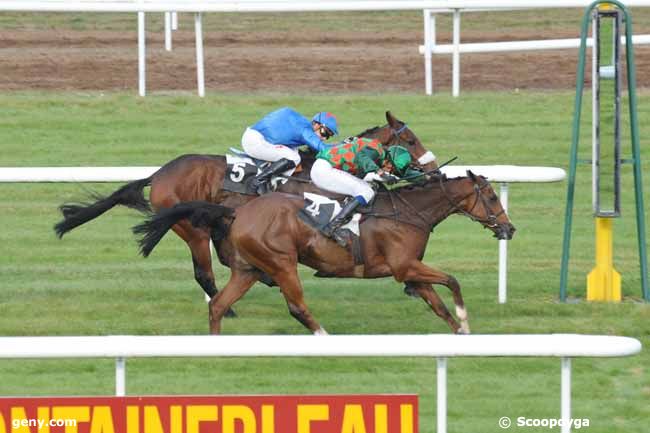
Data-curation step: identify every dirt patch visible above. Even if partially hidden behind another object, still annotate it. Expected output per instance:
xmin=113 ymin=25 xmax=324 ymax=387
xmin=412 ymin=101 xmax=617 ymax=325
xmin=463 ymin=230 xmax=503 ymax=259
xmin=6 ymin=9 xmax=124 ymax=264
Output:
xmin=1 ymin=28 xmax=649 ymax=93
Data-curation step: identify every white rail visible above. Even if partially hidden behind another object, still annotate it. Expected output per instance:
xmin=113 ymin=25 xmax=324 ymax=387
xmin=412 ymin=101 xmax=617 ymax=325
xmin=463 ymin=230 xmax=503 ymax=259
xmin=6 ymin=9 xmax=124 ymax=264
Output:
xmin=419 ymin=34 xmax=650 ymax=55
xmin=2 ymin=1 xmax=650 ymax=96
xmin=0 ymin=334 xmax=641 ymax=433
xmin=420 ymin=9 xmax=650 ymax=97
xmin=2 ymin=1 xmax=650 ymax=13
xmin=0 ymin=165 xmax=565 ymax=303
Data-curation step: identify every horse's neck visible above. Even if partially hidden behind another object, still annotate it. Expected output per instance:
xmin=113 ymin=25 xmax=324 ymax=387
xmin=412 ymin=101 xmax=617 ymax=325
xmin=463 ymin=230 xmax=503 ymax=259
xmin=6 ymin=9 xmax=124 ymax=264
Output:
xmin=358 ymin=125 xmax=389 ymax=144
xmin=387 ymin=178 xmax=470 ymax=229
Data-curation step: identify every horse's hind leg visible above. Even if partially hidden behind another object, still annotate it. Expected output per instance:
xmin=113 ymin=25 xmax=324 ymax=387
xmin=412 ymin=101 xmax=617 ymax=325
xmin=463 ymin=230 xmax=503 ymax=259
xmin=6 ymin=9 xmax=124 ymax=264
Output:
xmin=411 ymin=283 xmax=462 ymax=334
xmin=209 ymin=268 xmax=258 ymax=334
xmin=274 ymin=269 xmax=326 ymax=335
xmin=171 ymin=221 xmax=236 ymax=318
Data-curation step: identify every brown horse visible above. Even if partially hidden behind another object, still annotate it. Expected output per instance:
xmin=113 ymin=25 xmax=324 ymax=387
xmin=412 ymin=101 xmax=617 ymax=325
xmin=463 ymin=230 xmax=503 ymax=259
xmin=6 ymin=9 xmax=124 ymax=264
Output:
xmin=134 ymin=172 xmax=515 ymax=334
xmin=54 ymin=112 xmax=436 ymax=316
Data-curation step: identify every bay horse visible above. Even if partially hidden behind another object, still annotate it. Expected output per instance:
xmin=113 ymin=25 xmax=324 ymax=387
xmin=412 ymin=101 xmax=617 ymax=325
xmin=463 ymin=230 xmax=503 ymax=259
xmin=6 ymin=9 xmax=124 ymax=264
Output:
xmin=134 ymin=172 xmax=515 ymax=334
xmin=54 ymin=111 xmax=436 ymax=317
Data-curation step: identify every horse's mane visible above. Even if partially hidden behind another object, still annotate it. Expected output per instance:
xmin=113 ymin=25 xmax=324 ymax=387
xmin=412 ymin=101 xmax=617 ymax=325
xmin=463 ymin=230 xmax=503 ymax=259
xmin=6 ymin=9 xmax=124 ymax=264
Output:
xmin=356 ymin=125 xmax=382 ymax=137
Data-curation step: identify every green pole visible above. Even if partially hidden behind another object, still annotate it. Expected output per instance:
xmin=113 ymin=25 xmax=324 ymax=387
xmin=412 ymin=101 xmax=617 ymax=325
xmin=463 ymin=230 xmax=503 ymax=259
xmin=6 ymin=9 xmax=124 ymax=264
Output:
xmin=560 ymin=0 xmax=649 ymax=302
xmin=559 ymin=6 xmax=592 ymax=302
xmin=620 ymin=6 xmax=650 ymax=300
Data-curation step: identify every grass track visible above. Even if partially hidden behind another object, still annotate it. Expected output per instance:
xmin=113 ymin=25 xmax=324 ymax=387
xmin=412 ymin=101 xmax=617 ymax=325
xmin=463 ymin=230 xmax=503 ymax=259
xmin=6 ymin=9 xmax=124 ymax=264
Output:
xmin=0 ymin=91 xmax=649 ymax=432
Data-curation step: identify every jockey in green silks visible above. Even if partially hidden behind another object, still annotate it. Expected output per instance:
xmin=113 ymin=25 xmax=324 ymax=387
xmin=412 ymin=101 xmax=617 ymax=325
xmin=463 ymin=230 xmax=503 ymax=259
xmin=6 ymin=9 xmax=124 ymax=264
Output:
xmin=310 ymin=136 xmax=423 ymax=245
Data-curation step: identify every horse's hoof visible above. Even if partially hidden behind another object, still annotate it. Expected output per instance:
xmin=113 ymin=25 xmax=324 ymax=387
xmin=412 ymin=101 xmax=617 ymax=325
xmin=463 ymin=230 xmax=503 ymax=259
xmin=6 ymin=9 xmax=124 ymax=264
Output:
xmin=403 ymin=284 xmax=419 ymax=298
xmin=225 ymin=308 xmax=237 ymax=318
xmin=455 ymin=327 xmax=470 ymax=335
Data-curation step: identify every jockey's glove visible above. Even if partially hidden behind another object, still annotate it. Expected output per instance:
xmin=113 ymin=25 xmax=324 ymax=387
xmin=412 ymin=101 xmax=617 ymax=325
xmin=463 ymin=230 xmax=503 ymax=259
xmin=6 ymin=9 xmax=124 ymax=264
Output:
xmin=363 ymin=172 xmax=400 ymax=184
xmin=363 ymin=172 xmax=384 ymax=183
xmin=380 ymin=173 xmax=400 ymax=184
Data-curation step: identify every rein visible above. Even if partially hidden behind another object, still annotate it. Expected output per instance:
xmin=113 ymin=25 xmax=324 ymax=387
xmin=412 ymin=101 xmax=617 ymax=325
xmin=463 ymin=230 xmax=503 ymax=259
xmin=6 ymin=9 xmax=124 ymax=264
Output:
xmin=439 ymin=176 xmax=505 ymax=228
xmin=388 ymin=188 xmax=432 ymax=232
xmin=362 ymin=184 xmax=433 ymax=234
xmin=365 ymin=175 xmax=505 ymax=233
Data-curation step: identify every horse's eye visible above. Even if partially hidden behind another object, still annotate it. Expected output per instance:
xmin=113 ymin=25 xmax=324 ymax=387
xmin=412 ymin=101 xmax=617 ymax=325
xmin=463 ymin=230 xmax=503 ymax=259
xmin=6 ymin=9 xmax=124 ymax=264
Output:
xmin=490 ymin=195 xmax=498 ymax=203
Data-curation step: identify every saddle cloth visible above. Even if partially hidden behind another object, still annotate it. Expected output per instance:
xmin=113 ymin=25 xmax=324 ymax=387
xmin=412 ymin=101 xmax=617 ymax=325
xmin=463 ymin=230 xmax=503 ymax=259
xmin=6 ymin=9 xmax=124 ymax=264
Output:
xmin=299 ymin=193 xmax=361 ymax=236
xmin=298 ymin=193 xmax=364 ymax=265
xmin=224 ymin=152 xmax=288 ymax=195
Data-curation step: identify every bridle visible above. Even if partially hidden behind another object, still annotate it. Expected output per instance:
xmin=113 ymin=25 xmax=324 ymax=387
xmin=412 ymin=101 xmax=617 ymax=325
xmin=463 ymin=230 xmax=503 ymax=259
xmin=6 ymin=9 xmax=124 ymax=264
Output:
xmin=387 ymin=122 xmax=436 ymax=168
xmin=439 ymin=176 xmax=505 ymax=228
xmin=367 ymin=174 xmax=505 ymax=234
xmin=387 ymin=122 xmax=414 ymax=148
xmin=391 ymin=122 xmax=409 ymax=138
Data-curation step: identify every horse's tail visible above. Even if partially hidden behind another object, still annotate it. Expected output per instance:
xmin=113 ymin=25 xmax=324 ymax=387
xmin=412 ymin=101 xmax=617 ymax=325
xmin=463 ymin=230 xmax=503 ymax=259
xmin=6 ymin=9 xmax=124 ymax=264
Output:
xmin=54 ymin=177 xmax=152 ymax=238
xmin=133 ymin=201 xmax=234 ymax=258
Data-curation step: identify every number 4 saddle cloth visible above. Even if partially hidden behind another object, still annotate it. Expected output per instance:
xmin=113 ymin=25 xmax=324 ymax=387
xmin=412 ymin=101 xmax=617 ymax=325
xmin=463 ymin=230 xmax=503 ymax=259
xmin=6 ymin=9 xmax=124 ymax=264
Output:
xmin=298 ymin=193 xmax=364 ymax=264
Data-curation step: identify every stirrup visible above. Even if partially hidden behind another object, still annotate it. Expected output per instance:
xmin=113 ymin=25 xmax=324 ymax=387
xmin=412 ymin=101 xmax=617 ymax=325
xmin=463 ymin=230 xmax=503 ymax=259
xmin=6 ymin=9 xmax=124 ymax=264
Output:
xmin=249 ymin=175 xmax=270 ymax=195
xmin=254 ymin=179 xmax=270 ymax=195
xmin=322 ymin=214 xmax=347 ymax=236
xmin=331 ymin=230 xmax=348 ymax=247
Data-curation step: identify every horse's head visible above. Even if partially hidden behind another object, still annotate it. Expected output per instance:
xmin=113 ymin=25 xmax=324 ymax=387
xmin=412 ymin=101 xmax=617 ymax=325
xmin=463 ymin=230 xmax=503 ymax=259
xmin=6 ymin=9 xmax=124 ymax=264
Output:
xmin=453 ymin=171 xmax=515 ymax=240
xmin=358 ymin=111 xmax=438 ymax=172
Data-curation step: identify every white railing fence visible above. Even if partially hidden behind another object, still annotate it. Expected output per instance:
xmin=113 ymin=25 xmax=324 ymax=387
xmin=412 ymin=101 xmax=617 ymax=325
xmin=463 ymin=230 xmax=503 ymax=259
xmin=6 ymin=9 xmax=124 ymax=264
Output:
xmin=0 ymin=165 xmax=565 ymax=304
xmin=420 ymin=9 xmax=650 ymax=97
xmin=1 ymin=1 xmax=650 ymax=96
xmin=0 ymin=334 xmax=642 ymax=433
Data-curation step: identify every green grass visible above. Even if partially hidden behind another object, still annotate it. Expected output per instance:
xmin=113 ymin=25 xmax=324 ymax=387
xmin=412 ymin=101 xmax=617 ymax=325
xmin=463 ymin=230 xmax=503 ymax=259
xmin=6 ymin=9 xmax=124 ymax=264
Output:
xmin=1 ymin=91 xmax=649 ymax=432
xmin=3 ymin=9 xmax=650 ymax=34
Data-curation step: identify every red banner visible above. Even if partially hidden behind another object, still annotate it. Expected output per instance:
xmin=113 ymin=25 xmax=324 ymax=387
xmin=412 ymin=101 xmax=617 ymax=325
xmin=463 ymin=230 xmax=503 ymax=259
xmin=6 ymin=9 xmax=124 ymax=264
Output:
xmin=0 ymin=395 xmax=417 ymax=433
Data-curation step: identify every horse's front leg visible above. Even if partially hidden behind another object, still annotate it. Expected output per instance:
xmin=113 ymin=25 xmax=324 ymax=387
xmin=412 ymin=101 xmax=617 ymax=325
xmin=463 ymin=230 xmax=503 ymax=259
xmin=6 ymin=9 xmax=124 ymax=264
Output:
xmin=389 ymin=258 xmax=470 ymax=334
xmin=408 ymin=282 xmax=465 ymax=334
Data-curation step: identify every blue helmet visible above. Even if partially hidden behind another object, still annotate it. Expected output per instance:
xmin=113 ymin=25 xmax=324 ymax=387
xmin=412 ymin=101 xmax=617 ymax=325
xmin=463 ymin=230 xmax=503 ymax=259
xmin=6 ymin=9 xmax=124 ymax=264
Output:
xmin=312 ymin=112 xmax=339 ymax=136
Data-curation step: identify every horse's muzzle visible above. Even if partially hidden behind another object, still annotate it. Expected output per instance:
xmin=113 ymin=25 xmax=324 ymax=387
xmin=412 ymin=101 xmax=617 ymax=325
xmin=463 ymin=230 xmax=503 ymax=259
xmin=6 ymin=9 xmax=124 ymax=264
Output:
xmin=494 ymin=222 xmax=516 ymax=240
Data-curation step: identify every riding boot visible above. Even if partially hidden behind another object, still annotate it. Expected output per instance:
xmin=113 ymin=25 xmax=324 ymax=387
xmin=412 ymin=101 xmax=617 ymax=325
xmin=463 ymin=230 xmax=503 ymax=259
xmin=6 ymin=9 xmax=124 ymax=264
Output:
xmin=322 ymin=198 xmax=361 ymax=243
xmin=250 ymin=158 xmax=296 ymax=195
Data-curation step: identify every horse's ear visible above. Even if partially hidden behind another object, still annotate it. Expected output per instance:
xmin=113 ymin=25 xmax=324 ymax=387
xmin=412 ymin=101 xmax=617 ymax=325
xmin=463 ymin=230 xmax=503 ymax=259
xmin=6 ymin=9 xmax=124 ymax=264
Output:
xmin=386 ymin=111 xmax=399 ymax=128
xmin=467 ymin=170 xmax=478 ymax=182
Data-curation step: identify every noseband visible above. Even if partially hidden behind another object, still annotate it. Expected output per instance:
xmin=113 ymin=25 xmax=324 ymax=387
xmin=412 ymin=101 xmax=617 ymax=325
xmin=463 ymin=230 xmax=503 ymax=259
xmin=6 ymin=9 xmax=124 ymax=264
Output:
xmin=440 ymin=176 xmax=506 ymax=228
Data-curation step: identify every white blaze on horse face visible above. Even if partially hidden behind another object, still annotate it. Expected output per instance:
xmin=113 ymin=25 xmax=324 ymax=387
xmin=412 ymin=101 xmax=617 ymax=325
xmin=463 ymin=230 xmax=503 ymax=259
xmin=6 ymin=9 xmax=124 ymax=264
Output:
xmin=314 ymin=328 xmax=329 ymax=336
xmin=417 ymin=151 xmax=436 ymax=165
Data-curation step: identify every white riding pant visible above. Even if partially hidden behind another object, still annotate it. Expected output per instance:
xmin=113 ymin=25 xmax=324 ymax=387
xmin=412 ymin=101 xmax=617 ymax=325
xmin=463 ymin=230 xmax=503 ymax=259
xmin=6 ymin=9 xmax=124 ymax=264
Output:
xmin=241 ymin=127 xmax=300 ymax=176
xmin=310 ymin=158 xmax=376 ymax=204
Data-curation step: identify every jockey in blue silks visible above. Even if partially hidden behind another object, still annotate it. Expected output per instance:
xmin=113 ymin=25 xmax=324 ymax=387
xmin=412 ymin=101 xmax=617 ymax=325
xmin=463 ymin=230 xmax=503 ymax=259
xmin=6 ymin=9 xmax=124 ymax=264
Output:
xmin=241 ymin=107 xmax=339 ymax=194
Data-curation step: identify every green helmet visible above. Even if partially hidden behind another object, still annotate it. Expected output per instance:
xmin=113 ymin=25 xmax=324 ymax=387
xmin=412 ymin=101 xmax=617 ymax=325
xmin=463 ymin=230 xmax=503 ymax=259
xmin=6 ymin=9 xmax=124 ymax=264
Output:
xmin=387 ymin=146 xmax=412 ymax=175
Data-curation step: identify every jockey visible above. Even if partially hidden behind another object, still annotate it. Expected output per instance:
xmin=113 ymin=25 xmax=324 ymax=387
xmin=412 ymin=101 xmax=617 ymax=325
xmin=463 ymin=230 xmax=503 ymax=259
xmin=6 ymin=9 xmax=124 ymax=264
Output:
xmin=242 ymin=107 xmax=339 ymax=194
xmin=310 ymin=137 xmax=418 ymax=244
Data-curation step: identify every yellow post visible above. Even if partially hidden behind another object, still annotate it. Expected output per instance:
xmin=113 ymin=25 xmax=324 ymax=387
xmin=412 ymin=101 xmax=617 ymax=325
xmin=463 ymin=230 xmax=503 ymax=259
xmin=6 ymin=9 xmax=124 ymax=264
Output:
xmin=587 ymin=217 xmax=621 ymax=301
